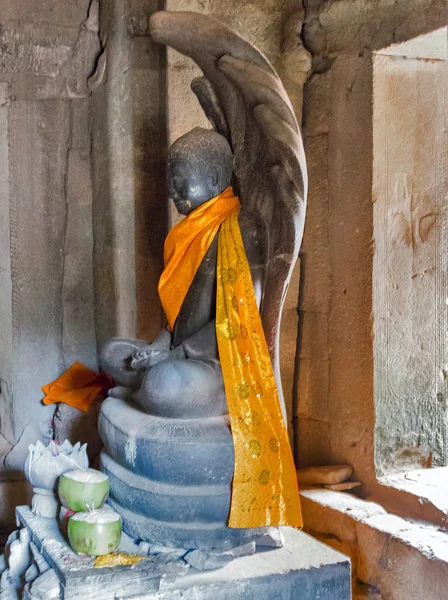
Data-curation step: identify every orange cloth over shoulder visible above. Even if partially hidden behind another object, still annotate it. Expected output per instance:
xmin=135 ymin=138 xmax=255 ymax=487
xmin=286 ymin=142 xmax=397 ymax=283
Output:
xmin=158 ymin=186 xmax=240 ymax=331
xmin=42 ymin=362 xmax=112 ymax=413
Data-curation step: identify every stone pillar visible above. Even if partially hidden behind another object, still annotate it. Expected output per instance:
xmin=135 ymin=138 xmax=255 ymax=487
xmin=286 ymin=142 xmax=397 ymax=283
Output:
xmin=92 ymin=0 xmax=168 ymax=348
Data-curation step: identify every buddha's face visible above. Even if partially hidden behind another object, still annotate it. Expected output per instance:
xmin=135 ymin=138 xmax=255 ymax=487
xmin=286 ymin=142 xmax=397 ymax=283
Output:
xmin=168 ymin=158 xmax=222 ymax=216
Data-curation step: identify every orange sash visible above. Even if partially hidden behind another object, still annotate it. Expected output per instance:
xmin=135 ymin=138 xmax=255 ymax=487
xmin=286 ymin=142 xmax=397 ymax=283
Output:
xmin=158 ymin=187 xmax=239 ymax=331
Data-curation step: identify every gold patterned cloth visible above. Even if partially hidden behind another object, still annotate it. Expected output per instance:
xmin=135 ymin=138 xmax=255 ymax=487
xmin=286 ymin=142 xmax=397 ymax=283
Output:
xmin=216 ymin=205 xmax=302 ymax=528
xmin=159 ymin=187 xmax=302 ymax=529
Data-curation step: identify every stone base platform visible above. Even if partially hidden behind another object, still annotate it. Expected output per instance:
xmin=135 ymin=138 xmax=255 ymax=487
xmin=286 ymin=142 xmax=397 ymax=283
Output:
xmin=2 ymin=506 xmax=351 ymax=599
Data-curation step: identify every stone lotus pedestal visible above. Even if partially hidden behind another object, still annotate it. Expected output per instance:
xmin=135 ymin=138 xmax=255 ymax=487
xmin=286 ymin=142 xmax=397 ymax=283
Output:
xmin=0 ymin=506 xmax=351 ymax=600
xmin=98 ymin=396 xmax=248 ymax=552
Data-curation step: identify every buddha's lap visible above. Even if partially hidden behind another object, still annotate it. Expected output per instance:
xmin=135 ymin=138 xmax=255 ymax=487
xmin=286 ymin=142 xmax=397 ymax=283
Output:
xmin=135 ymin=358 xmax=227 ymax=418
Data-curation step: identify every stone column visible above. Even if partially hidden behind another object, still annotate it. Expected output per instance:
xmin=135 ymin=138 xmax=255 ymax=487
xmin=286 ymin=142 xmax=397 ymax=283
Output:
xmin=92 ymin=0 xmax=168 ymax=348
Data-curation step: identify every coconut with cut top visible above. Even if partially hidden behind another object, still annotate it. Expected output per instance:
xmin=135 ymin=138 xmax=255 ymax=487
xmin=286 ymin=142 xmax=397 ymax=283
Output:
xmin=68 ymin=508 xmax=122 ymax=556
xmin=58 ymin=468 xmax=110 ymax=512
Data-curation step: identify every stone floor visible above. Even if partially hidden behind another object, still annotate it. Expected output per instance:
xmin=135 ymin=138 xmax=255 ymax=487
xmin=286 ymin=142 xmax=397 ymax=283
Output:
xmin=0 ymin=506 xmax=351 ymax=599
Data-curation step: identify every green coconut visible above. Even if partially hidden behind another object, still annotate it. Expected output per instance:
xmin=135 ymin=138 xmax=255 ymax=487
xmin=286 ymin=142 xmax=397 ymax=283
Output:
xmin=68 ymin=509 xmax=122 ymax=556
xmin=58 ymin=468 xmax=110 ymax=512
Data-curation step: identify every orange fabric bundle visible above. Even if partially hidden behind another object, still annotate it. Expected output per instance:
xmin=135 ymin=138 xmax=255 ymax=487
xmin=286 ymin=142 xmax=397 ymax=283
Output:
xmin=42 ymin=362 xmax=112 ymax=413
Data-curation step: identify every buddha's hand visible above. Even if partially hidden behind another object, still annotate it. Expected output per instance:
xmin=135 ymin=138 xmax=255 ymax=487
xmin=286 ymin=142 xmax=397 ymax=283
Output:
xmin=130 ymin=328 xmax=171 ymax=370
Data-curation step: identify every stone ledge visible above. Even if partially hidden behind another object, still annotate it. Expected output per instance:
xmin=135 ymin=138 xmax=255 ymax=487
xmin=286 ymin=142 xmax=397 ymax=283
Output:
xmin=379 ymin=467 xmax=448 ymax=519
xmin=300 ymin=488 xmax=448 ymax=600
xmin=369 ymin=475 xmax=448 ymax=528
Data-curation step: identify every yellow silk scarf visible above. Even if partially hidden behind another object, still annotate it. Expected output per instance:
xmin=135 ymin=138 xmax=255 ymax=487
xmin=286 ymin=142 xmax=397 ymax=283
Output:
xmin=159 ymin=187 xmax=302 ymax=529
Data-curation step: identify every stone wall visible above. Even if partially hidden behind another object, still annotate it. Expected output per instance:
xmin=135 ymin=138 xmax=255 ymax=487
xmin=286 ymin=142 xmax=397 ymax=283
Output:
xmin=0 ymin=0 xmax=100 ymax=453
xmin=372 ymin=37 xmax=448 ymax=471
xmin=297 ymin=0 xmax=446 ymax=489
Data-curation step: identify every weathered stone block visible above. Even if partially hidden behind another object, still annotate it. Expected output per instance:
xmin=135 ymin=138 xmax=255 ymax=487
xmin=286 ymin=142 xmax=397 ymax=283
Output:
xmin=301 ymin=488 xmax=448 ymax=599
xmin=298 ymin=465 xmax=353 ymax=486
xmin=356 ymin=514 xmax=448 ymax=600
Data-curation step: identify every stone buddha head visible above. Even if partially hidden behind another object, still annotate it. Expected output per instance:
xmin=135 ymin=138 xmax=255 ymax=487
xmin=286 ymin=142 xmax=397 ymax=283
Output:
xmin=168 ymin=128 xmax=234 ymax=215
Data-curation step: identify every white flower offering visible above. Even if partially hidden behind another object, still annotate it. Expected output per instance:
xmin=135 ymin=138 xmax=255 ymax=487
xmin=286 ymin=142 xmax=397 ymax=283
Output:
xmin=24 ymin=440 xmax=89 ymax=490
xmin=24 ymin=440 xmax=89 ymax=519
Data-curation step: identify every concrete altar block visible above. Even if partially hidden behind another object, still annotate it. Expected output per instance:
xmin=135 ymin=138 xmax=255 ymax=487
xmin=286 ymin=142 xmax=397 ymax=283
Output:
xmin=15 ymin=506 xmax=351 ymax=600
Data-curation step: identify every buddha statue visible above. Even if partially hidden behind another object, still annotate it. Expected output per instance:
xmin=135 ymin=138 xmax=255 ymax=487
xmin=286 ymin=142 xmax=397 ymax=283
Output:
xmin=101 ymin=127 xmax=264 ymax=420
xmin=98 ymin=10 xmax=307 ymax=557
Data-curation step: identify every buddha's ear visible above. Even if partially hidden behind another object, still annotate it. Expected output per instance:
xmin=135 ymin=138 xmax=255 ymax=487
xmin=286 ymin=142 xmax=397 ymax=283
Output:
xmin=207 ymin=163 xmax=223 ymax=190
